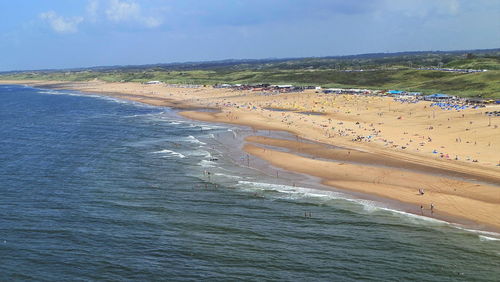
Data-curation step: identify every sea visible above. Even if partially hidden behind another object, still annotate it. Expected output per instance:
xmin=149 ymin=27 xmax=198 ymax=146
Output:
xmin=0 ymin=84 xmax=499 ymax=281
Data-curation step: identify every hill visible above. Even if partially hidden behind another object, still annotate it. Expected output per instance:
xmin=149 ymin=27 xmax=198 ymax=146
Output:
xmin=1 ymin=48 xmax=499 ymax=98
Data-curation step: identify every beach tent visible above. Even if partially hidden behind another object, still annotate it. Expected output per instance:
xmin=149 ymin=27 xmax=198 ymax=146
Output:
xmin=387 ymin=90 xmax=405 ymax=95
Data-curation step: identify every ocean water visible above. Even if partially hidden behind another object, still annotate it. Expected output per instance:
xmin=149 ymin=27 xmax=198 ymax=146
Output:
xmin=0 ymin=85 xmax=499 ymax=281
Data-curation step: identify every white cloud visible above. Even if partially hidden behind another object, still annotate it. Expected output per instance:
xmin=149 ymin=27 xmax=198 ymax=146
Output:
xmin=142 ymin=16 xmax=163 ymax=28
xmin=106 ymin=0 xmax=140 ymax=22
xmin=86 ymin=0 xmax=100 ymax=22
xmin=105 ymin=0 xmax=163 ymax=27
xmin=39 ymin=0 xmax=162 ymax=34
xmin=40 ymin=11 xmax=84 ymax=34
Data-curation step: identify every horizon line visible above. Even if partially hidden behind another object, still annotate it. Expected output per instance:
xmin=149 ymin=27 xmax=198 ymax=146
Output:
xmin=1 ymin=47 xmax=499 ymax=74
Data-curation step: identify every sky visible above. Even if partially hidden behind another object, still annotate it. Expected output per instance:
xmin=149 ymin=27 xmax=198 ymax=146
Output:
xmin=0 ymin=0 xmax=499 ymax=71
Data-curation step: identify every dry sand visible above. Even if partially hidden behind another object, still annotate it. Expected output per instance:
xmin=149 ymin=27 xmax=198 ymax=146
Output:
xmin=2 ymin=80 xmax=499 ymax=231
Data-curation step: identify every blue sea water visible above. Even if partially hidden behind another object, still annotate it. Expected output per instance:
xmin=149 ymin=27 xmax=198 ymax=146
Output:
xmin=0 ymin=85 xmax=499 ymax=281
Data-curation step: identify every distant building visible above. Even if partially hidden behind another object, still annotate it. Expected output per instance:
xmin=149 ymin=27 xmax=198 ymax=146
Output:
xmin=145 ymin=81 xmax=162 ymax=84
xmin=424 ymin=93 xmax=453 ymax=100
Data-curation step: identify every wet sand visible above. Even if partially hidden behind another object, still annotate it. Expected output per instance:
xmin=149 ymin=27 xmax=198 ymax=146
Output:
xmin=2 ymin=80 xmax=499 ymax=231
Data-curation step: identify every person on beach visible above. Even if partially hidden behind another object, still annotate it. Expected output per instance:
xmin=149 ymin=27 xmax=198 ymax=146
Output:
xmin=420 ymin=205 xmax=424 ymax=215
xmin=431 ymin=203 xmax=434 ymax=214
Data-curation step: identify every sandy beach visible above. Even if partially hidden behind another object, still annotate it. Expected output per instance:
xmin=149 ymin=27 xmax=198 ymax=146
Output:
xmin=2 ymin=80 xmax=499 ymax=231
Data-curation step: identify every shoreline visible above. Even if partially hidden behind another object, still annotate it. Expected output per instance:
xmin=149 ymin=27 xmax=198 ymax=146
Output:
xmin=2 ymin=80 xmax=499 ymax=233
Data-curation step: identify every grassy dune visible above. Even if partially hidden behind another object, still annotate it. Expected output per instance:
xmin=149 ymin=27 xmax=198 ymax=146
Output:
xmin=1 ymin=52 xmax=499 ymax=98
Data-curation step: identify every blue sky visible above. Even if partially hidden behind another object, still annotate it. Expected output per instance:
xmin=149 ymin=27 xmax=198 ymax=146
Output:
xmin=0 ymin=0 xmax=499 ymax=71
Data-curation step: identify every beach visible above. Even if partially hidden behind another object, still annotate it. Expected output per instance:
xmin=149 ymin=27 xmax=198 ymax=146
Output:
xmin=2 ymin=79 xmax=499 ymax=232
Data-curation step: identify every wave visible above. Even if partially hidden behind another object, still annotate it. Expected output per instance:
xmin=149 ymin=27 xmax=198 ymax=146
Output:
xmin=198 ymin=159 xmax=216 ymax=167
xmin=236 ymin=181 xmax=355 ymax=202
xmin=153 ymin=149 xmax=186 ymax=158
xmin=454 ymin=226 xmax=500 ymax=241
xmin=201 ymin=125 xmax=225 ymax=130
xmin=187 ymin=135 xmax=206 ymax=145
xmin=96 ymin=96 xmax=164 ymax=109
xmin=375 ymin=207 xmax=450 ymax=225
xmin=234 ymin=181 xmax=487 ymax=229
xmin=35 ymin=88 xmax=163 ymax=109
xmin=479 ymin=235 xmax=500 ymax=242
xmin=159 ymin=148 xmax=212 ymax=160
xmin=214 ymin=173 xmax=243 ymax=179
xmin=38 ymin=90 xmax=81 ymax=96
xmin=123 ymin=111 xmax=171 ymax=119
xmin=235 ymin=181 xmax=500 ymax=240
xmin=185 ymin=149 xmax=211 ymax=158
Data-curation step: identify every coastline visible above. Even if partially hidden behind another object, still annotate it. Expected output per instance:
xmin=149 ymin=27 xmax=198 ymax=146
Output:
xmin=2 ymin=80 xmax=499 ymax=233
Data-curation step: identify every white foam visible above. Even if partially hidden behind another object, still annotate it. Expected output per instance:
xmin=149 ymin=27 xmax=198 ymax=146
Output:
xmin=377 ymin=207 xmax=450 ymax=225
xmin=479 ymin=235 xmax=500 ymax=242
xmin=39 ymin=90 xmax=60 ymax=95
xmin=124 ymin=112 xmax=169 ymax=119
xmin=214 ymin=173 xmax=242 ymax=179
xmin=453 ymin=226 xmax=500 ymax=241
xmin=201 ymin=125 xmax=224 ymax=130
xmin=234 ymin=181 xmax=455 ymax=226
xmin=92 ymin=94 xmax=162 ymax=109
xmin=36 ymin=88 xmax=162 ymax=109
xmin=237 ymin=181 xmax=349 ymax=200
xmin=124 ymin=114 xmax=144 ymax=118
xmin=154 ymin=149 xmax=186 ymax=158
xmin=187 ymin=135 xmax=206 ymax=145
xmin=186 ymin=150 xmax=211 ymax=158
xmin=198 ymin=159 xmax=216 ymax=167
xmin=242 ymin=181 xmax=500 ymax=239
xmin=37 ymin=89 xmax=107 ymax=100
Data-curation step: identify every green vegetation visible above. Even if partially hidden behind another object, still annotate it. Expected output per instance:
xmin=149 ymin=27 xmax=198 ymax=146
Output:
xmin=1 ymin=49 xmax=499 ymax=98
